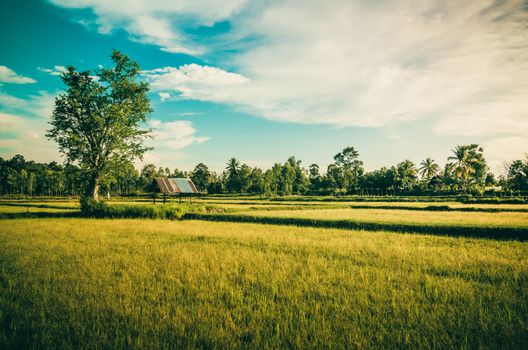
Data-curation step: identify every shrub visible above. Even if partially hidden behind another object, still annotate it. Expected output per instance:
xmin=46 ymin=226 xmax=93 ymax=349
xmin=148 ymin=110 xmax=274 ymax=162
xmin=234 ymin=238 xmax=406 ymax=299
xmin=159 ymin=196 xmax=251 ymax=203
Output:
xmin=80 ymin=199 xmax=214 ymax=220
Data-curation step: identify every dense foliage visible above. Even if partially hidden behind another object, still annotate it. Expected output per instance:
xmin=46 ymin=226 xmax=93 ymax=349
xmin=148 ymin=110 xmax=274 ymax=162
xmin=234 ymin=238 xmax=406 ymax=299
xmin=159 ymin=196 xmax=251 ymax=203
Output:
xmin=1 ymin=146 xmax=527 ymax=197
xmin=80 ymin=198 xmax=211 ymax=220
xmin=47 ymin=50 xmax=152 ymax=201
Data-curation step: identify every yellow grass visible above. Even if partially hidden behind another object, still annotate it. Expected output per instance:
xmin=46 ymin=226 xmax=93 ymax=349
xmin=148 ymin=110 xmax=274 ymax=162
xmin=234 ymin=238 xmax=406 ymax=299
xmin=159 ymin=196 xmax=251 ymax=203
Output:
xmin=241 ymin=208 xmax=528 ymax=227
xmin=0 ymin=218 xmax=527 ymax=348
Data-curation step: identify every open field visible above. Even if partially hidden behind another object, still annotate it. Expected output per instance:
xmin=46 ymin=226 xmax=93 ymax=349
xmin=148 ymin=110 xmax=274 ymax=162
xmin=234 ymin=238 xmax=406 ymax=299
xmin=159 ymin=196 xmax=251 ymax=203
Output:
xmin=1 ymin=218 xmax=527 ymax=349
xmin=0 ymin=198 xmax=527 ymax=348
xmin=234 ymin=208 xmax=528 ymax=228
xmin=198 ymin=197 xmax=528 ymax=210
xmin=0 ymin=204 xmax=78 ymax=214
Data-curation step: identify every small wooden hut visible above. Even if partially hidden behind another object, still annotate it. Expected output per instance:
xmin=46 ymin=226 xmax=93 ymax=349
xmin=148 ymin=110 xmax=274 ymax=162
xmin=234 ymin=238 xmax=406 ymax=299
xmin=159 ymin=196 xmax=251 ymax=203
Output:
xmin=152 ymin=177 xmax=199 ymax=203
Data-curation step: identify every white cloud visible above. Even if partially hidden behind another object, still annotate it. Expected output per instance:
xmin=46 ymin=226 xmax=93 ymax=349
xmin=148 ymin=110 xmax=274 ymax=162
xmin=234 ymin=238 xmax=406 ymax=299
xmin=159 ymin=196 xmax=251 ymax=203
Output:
xmin=0 ymin=91 xmax=57 ymax=118
xmin=178 ymin=111 xmax=204 ymax=117
xmin=37 ymin=65 xmax=67 ymax=76
xmin=47 ymin=0 xmax=528 ymax=148
xmin=0 ymin=112 xmax=59 ymax=161
xmin=0 ymin=93 xmax=26 ymax=107
xmin=126 ymin=0 xmax=527 ymax=139
xmin=48 ymin=0 xmax=248 ymax=54
xmin=37 ymin=66 xmax=100 ymax=82
xmin=0 ymin=91 xmax=59 ymax=162
xmin=158 ymin=92 xmax=171 ymax=101
xmin=138 ymin=119 xmax=209 ymax=167
xmin=24 ymin=91 xmax=57 ymax=118
xmin=149 ymin=119 xmax=209 ymax=150
xmin=142 ymin=64 xmax=249 ymax=101
xmin=0 ymin=66 xmax=36 ymax=84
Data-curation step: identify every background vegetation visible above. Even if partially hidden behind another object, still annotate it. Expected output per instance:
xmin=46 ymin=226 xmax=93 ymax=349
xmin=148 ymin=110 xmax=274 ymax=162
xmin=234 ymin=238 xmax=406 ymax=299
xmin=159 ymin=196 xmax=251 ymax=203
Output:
xmin=1 ymin=146 xmax=527 ymax=198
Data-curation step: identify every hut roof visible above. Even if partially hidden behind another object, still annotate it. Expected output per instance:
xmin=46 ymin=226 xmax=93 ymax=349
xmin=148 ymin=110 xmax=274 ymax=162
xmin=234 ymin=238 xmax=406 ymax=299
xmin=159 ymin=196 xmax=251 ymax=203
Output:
xmin=154 ymin=178 xmax=199 ymax=194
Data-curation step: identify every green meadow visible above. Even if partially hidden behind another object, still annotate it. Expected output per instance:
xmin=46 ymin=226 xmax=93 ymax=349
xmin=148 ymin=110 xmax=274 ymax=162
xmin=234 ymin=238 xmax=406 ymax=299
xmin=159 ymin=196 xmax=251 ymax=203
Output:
xmin=0 ymin=198 xmax=527 ymax=349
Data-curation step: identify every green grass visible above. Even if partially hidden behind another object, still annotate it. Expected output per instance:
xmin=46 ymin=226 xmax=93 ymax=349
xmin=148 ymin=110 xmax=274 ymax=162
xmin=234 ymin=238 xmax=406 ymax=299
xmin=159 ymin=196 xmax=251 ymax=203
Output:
xmin=0 ymin=219 xmax=527 ymax=349
xmin=236 ymin=208 xmax=528 ymax=228
xmin=0 ymin=204 xmax=77 ymax=214
xmin=197 ymin=198 xmax=528 ymax=213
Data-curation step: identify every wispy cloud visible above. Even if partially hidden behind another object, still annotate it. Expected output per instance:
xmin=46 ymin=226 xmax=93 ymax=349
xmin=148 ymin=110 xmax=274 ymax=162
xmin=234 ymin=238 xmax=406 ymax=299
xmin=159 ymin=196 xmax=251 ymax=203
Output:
xmin=142 ymin=64 xmax=249 ymax=101
xmin=178 ymin=111 xmax=204 ymax=117
xmin=48 ymin=0 xmax=248 ymax=54
xmin=149 ymin=119 xmax=209 ymax=150
xmin=0 ymin=93 xmax=26 ymax=107
xmin=37 ymin=65 xmax=67 ymax=76
xmin=140 ymin=119 xmax=209 ymax=167
xmin=128 ymin=1 xmax=527 ymax=136
xmin=40 ymin=0 xmax=528 ymax=168
xmin=0 ymin=91 xmax=57 ymax=118
xmin=158 ymin=92 xmax=171 ymax=101
xmin=0 ymin=66 xmax=36 ymax=84
xmin=0 ymin=112 xmax=59 ymax=161
xmin=0 ymin=91 xmax=59 ymax=161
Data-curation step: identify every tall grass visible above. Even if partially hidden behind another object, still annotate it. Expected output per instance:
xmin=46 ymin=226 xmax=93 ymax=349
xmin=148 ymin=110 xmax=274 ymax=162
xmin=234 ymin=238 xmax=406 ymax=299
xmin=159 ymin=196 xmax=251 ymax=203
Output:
xmin=0 ymin=219 xmax=527 ymax=349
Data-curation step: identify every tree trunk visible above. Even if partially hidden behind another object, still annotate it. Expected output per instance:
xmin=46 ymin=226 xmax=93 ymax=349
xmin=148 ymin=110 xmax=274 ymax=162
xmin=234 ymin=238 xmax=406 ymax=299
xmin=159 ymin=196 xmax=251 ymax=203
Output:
xmin=86 ymin=173 xmax=100 ymax=201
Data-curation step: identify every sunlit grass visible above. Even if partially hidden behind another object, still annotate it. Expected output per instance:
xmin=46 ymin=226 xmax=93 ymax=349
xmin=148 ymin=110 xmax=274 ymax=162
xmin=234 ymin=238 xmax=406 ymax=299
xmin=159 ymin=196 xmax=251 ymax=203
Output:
xmin=239 ymin=208 xmax=528 ymax=228
xmin=0 ymin=205 xmax=77 ymax=213
xmin=0 ymin=218 xmax=527 ymax=349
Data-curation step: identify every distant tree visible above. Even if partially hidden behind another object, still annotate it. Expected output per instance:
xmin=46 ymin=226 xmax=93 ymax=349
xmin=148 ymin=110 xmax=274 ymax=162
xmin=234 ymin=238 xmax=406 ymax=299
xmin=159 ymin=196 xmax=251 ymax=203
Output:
xmin=238 ymin=164 xmax=253 ymax=193
xmin=206 ymin=172 xmax=224 ymax=194
xmin=326 ymin=163 xmax=343 ymax=195
xmin=191 ymin=163 xmax=210 ymax=192
xmin=507 ymin=159 xmax=528 ymax=191
xmin=333 ymin=147 xmax=364 ymax=194
xmin=248 ymin=167 xmax=265 ymax=194
xmin=361 ymin=167 xmax=392 ymax=195
xmin=308 ymin=163 xmax=322 ymax=194
xmin=47 ymin=50 xmax=152 ymax=202
xmin=139 ymin=164 xmax=158 ymax=192
xmin=225 ymin=158 xmax=241 ymax=192
xmin=447 ymin=144 xmax=487 ymax=192
xmin=392 ymin=160 xmax=418 ymax=192
xmin=172 ymin=168 xmax=186 ymax=178
xmin=419 ymin=158 xmax=440 ymax=180
xmin=485 ymin=172 xmax=497 ymax=187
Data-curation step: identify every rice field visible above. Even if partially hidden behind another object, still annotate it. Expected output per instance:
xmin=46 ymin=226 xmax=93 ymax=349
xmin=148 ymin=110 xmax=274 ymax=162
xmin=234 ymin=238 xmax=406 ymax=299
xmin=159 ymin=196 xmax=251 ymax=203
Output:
xmin=0 ymin=198 xmax=527 ymax=348
xmin=236 ymin=208 xmax=528 ymax=228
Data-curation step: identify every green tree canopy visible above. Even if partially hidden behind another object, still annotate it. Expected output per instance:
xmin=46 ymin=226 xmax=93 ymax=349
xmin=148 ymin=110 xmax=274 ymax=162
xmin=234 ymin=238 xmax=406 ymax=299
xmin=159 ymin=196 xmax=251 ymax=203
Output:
xmin=47 ymin=50 xmax=152 ymax=201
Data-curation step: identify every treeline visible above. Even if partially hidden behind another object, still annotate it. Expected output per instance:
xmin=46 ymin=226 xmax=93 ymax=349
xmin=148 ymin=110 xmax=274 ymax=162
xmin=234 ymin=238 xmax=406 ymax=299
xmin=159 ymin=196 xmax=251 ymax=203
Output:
xmin=1 ymin=144 xmax=527 ymax=197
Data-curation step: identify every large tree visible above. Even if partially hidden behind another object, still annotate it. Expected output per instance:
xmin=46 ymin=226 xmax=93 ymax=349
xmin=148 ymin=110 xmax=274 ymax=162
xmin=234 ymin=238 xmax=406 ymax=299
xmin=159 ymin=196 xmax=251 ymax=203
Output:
xmin=47 ymin=50 xmax=152 ymax=201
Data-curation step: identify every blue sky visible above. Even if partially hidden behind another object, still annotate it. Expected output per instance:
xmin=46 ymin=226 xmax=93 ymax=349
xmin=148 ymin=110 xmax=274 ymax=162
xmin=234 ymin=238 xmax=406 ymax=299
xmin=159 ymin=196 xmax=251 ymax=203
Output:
xmin=1 ymin=0 xmax=527 ymax=173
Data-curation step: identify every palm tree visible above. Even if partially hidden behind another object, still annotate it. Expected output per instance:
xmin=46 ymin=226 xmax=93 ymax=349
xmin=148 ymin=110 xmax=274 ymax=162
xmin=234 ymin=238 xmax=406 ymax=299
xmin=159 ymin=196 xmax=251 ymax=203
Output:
xmin=419 ymin=158 xmax=440 ymax=180
xmin=225 ymin=158 xmax=240 ymax=179
xmin=448 ymin=146 xmax=477 ymax=192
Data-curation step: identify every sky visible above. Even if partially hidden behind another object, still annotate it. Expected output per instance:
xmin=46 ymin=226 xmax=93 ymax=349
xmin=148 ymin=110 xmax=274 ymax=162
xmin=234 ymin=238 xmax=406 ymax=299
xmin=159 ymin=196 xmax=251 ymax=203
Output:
xmin=0 ymin=0 xmax=527 ymax=173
